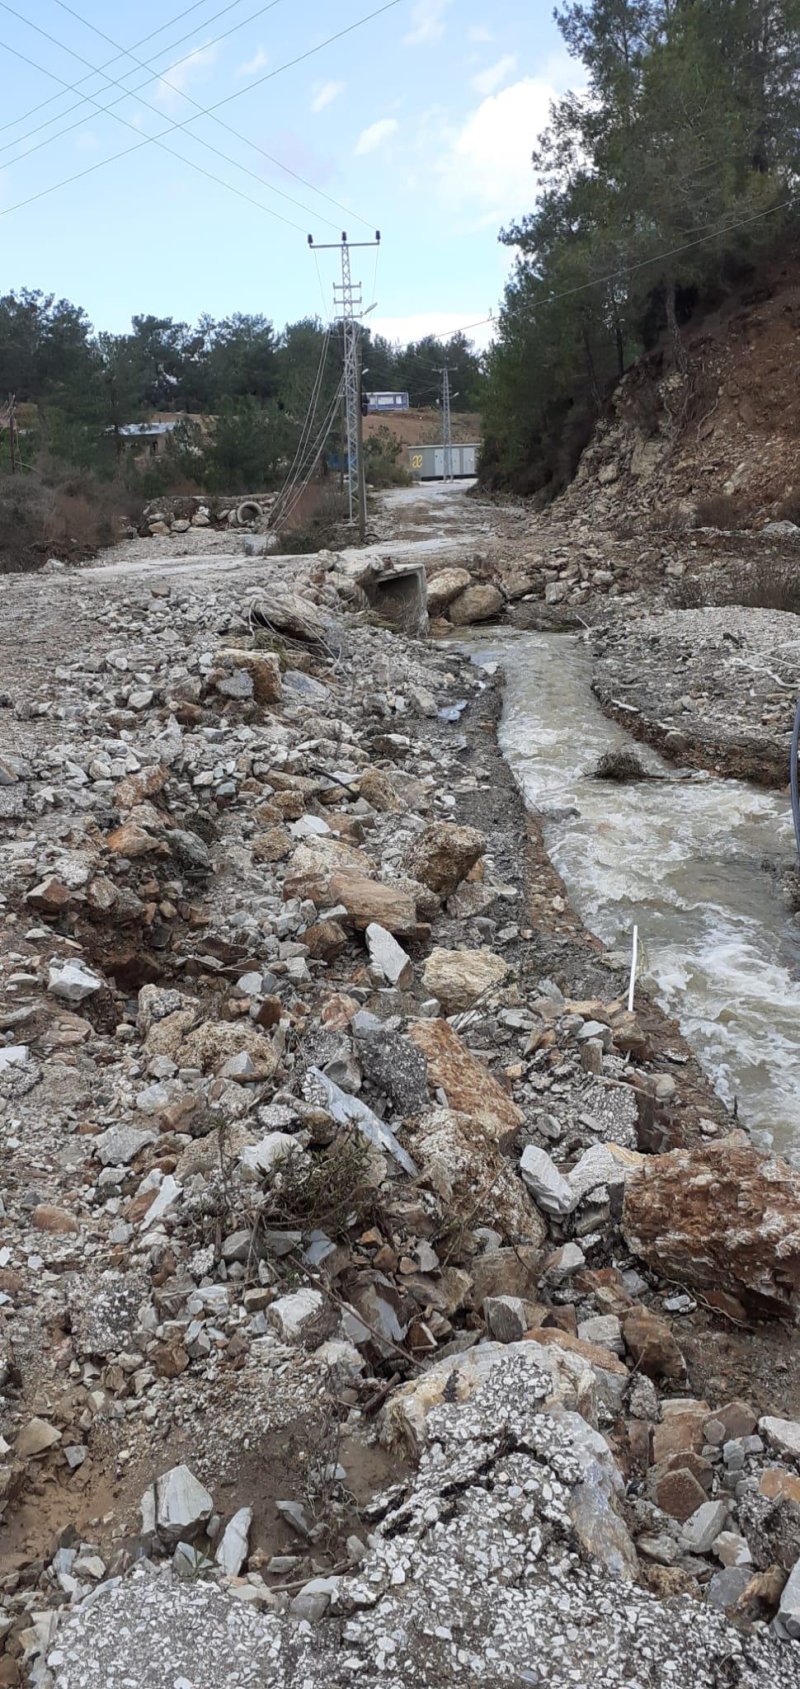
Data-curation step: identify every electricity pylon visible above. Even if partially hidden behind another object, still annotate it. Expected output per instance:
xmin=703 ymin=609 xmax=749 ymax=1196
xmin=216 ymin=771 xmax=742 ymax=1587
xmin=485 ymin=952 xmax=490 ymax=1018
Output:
xmin=308 ymin=230 xmax=380 ymax=537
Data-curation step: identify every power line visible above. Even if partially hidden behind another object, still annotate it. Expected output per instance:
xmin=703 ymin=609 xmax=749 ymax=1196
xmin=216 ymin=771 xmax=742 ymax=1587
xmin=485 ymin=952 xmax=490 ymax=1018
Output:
xmin=375 ymin=192 xmax=794 ymax=371
xmin=1 ymin=0 xmax=374 ymax=231
xmin=0 ymin=0 xmax=263 ymax=148
xmin=271 ymin=330 xmax=332 ymax=524
xmin=0 ymin=0 xmax=403 ymax=222
xmin=0 ymin=33 xmax=311 ymax=232
xmin=0 ymin=17 xmax=347 ymax=234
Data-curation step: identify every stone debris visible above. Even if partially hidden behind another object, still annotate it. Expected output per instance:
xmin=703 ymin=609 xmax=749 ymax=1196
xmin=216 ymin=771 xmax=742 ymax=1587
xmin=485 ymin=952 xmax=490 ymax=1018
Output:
xmin=2 ymin=491 xmax=800 ymax=1685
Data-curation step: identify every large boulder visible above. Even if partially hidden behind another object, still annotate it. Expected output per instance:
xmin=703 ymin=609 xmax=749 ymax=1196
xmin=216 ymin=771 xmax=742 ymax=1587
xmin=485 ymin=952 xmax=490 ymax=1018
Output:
xmin=622 ymin=1132 xmax=800 ymax=1319
xmin=448 ymin=583 xmax=504 ymax=625
xmin=404 ymin=821 xmax=485 ymax=896
xmin=408 ymin=1017 xmax=523 ymax=1140
xmin=410 ymin=1107 xmax=546 ymax=1245
xmin=422 ymin=946 xmax=509 ymax=1013
xmin=216 ymin=647 xmax=282 ymax=704
xmin=426 ymin=567 xmax=473 ymax=615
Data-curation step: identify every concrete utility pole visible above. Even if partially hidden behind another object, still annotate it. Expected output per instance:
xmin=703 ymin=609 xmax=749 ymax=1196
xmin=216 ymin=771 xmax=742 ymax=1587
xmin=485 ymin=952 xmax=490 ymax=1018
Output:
xmin=441 ymin=363 xmax=453 ymax=482
xmin=308 ymin=231 xmax=380 ymax=539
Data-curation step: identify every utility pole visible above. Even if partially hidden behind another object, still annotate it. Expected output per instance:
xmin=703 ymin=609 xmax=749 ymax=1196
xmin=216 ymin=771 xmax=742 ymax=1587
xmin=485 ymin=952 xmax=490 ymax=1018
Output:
xmin=308 ymin=231 xmax=380 ymax=538
xmin=8 ymin=394 xmax=17 ymax=475
xmin=441 ymin=363 xmax=453 ymax=482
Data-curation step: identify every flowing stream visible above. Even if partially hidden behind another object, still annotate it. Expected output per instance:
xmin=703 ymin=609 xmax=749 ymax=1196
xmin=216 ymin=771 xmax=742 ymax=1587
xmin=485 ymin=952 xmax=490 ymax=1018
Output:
xmin=465 ymin=629 xmax=800 ymax=1155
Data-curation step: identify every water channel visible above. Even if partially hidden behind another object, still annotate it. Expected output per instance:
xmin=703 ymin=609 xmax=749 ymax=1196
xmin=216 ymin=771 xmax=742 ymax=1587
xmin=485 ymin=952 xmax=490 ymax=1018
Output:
xmin=465 ymin=629 xmax=800 ymax=1155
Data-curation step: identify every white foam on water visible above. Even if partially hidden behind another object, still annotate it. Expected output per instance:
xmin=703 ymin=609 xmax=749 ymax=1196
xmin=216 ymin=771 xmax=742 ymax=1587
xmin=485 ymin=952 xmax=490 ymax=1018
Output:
xmin=469 ymin=630 xmax=800 ymax=1150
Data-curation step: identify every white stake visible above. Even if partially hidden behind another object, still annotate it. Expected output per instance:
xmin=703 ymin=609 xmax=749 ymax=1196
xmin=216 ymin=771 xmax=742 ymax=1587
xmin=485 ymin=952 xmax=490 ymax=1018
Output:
xmin=628 ymin=924 xmax=639 ymax=1014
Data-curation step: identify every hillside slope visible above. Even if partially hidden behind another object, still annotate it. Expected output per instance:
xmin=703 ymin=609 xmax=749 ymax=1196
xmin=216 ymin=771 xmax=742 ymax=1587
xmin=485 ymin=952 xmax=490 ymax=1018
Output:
xmin=552 ymin=253 xmax=800 ymax=533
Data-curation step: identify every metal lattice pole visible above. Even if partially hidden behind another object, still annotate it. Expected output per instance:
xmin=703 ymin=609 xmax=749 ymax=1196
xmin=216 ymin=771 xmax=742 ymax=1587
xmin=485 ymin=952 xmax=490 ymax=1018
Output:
xmin=442 ymin=364 xmax=453 ymax=481
xmin=308 ymin=230 xmax=380 ymax=531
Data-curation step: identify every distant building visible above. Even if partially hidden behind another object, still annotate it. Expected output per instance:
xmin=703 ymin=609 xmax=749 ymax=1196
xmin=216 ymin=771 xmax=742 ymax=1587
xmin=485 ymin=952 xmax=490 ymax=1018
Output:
xmin=113 ymin=418 xmax=182 ymax=457
xmin=366 ymin=391 xmax=410 ymax=414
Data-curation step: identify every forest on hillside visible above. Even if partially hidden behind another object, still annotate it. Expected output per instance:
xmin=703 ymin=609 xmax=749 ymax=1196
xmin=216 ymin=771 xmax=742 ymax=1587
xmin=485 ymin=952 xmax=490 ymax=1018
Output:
xmin=482 ymin=0 xmax=800 ymax=499
xmin=0 ymin=293 xmax=485 ymax=493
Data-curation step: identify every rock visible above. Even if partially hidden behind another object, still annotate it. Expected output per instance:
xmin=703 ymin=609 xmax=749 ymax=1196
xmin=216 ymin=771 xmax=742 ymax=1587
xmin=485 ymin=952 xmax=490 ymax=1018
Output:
xmin=426 ymin=567 xmax=473 ymax=615
xmin=715 ymin=1400 xmax=757 ymax=1439
xmin=217 ymin=648 xmax=282 ymax=704
xmin=543 ymin=1241 xmax=586 ymax=1283
xmin=448 ymin=583 xmax=504 ymax=625
xmin=357 ymin=1029 xmax=428 ymax=1113
xmin=761 ymin=1470 xmax=800 ymax=1505
xmin=760 ymin=1417 xmax=800 ymax=1462
xmin=327 ymin=873 xmax=418 ymax=937
xmin=144 ymin=1465 xmax=214 ymax=1546
xmin=215 ymin=1507 xmax=252 ymax=1576
xmin=621 ymin=1306 xmax=685 ymax=1379
xmin=681 ymin=1499 xmax=729 ymax=1554
xmin=305 ymin=919 xmax=348 ymax=961
xmin=31 ymin=1204 xmax=79 ymax=1234
xmin=253 ymin=827 xmax=292 ymax=863
xmin=365 ymin=922 xmax=412 ymax=987
xmin=411 ymin=1109 xmax=544 ymax=1243
xmin=421 ymin=946 xmax=509 ymax=1013
xmin=622 ymin=1133 xmax=800 ymax=1318
xmin=775 ymin=1558 xmax=800 ymax=1640
xmin=469 ymin=1244 xmax=545 ymax=1307
xmin=358 ymin=766 xmax=403 ymax=813
xmin=520 ymin=1144 xmax=575 ymax=1217
xmin=568 ymin=1142 xmax=643 ymax=1211
xmin=483 ymin=1296 xmax=532 ymax=1343
xmin=404 ymin=822 xmax=485 ymax=896
xmin=382 ymin=1341 xmax=602 ymax=1453
xmin=94 ymin=1124 xmax=156 ymax=1166
xmin=268 ymin=1289 xmax=329 ymax=1344
xmin=654 ymin=1467 xmax=709 ymax=1523
xmin=739 ymin=1490 xmax=800 ymax=1572
xmin=408 ymin=1018 xmax=523 ymax=1140
xmin=166 ymin=828 xmax=212 ymax=872
xmin=651 ymin=1402 xmax=711 ymax=1465
xmin=714 ymin=1531 xmax=752 ymax=1567
xmin=17 ymin=1417 xmax=61 ymax=1457
xmin=707 ymin=1565 xmax=754 ymax=1612
xmin=577 ymin=1314 xmax=624 ymax=1356
xmin=47 ymin=960 xmax=104 ymax=1003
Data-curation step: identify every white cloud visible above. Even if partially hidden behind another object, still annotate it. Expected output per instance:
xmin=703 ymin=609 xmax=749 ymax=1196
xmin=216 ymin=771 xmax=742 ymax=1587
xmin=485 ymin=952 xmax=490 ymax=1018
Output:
xmin=404 ymin=0 xmax=451 ymax=46
xmin=155 ymin=43 xmax=218 ymax=108
xmin=238 ymin=46 xmax=268 ymax=76
xmin=468 ymin=23 xmax=493 ymax=42
xmin=437 ymin=77 xmax=559 ymax=223
xmin=471 ymin=53 xmax=517 ymax=96
xmin=312 ymin=79 xmax=345 ymax=112
xmin=354 ymin=117 xmax=398 ymax=155
xmin=372 ymin=311 xmax=496 ymax=352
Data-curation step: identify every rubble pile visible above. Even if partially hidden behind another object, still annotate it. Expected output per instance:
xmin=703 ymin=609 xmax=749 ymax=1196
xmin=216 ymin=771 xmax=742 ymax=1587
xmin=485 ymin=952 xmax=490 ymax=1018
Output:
xmin=592 ymin=604 xmax=800 ymax=782
xmin=2 ymin=516 xmax=800 ymax=1686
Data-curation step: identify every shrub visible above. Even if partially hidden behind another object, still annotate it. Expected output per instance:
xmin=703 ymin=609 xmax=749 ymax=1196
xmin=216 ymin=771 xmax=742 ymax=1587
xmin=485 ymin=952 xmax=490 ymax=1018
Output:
xmin=693 ymin=493 xmax=743 ymax=529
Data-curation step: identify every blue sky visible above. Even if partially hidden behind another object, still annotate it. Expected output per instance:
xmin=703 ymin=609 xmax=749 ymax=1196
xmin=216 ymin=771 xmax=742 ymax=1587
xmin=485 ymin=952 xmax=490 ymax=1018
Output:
xmin=0 ymin=0 xmax=575 ymax=347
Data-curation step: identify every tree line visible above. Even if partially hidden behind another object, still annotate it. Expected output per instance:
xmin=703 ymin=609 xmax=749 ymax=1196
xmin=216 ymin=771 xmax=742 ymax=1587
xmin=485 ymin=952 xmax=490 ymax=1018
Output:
xmin=481 ymin=0 xmax=800 ymax=498
xmin=0 ymin=291 xmax=485 ymax=493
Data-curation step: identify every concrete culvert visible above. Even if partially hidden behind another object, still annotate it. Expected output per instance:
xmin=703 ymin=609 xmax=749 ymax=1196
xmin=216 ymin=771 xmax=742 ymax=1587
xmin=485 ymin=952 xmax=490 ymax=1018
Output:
xmin=593 ymin=748 xmax=649 ymax=782
xmin=236 ymin=500 xmax=262 ymax=527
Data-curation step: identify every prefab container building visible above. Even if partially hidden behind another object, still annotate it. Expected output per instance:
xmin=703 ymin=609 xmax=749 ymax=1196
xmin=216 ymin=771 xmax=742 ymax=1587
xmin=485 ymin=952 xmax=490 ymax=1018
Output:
xmin=366 ymin=391 xmax=410 ymax=413
xmin=408 ymin=442 xmax=479 ymax=480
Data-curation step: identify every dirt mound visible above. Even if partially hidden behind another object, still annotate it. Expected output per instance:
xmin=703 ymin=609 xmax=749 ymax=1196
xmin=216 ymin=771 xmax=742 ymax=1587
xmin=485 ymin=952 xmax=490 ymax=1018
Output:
xmin=553 ymin=251 xmax=800 ymax=534
xmin=363 ymin=407 xmax=480 ymax=449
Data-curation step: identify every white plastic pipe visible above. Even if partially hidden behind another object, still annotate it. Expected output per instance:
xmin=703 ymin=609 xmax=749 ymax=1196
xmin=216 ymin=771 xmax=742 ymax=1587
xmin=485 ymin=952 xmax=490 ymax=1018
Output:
xmin=628 ymin=924 xmax=639 ymax=1014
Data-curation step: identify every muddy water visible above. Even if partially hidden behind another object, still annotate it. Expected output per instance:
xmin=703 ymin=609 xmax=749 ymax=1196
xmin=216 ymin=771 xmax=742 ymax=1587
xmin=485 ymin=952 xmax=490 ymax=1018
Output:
xmin=467 ymin=630 xmax=800 ymax=1154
